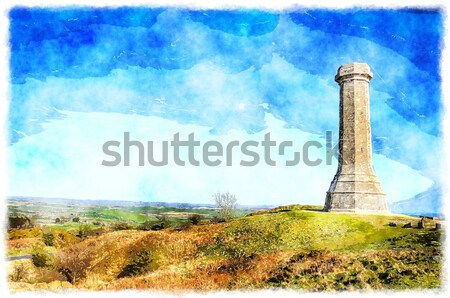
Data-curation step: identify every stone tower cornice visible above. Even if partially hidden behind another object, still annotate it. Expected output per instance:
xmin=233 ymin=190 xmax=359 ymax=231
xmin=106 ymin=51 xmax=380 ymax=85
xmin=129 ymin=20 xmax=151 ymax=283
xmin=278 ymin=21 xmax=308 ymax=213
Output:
xmin=335 ymin=62 xmax=373 ymax=84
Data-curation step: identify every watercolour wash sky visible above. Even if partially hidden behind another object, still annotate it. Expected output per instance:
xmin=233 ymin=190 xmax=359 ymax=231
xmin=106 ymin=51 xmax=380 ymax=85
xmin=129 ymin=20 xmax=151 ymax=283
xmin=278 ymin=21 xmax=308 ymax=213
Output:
xmin=7 ymin=7 xmax=444 ymax=212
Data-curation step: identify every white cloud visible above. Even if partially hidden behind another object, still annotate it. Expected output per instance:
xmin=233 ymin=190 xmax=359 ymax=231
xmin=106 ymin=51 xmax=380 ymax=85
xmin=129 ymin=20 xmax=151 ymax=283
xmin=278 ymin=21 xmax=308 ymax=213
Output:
xmin=8 ymin=110 xmax=432 ymax=206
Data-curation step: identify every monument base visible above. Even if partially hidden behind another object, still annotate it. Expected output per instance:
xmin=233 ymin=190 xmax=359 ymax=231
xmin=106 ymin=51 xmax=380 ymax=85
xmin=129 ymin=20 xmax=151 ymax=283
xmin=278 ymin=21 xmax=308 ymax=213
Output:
xmin=324 ymin=192 xmax=388 ymax=213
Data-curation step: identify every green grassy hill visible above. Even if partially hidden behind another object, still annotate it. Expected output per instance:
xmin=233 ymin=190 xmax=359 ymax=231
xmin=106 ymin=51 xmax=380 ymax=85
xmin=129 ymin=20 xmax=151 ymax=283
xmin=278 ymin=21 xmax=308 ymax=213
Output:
xmin=8 ymin=206 xmax=443 ymax=291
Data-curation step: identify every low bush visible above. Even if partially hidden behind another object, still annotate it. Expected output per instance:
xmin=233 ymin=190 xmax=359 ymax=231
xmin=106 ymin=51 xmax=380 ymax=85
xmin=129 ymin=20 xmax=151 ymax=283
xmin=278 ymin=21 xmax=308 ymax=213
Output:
xmin=8 ymin=227 xmax=42 ymax=240
xmin=56 ymin=244 xmax=94 ymax=283
xmin=53 ymin=229 xmax=79 ymax=247
xmin=175 ymin=222 xmax=192 ymax=231
xmin=76 ymin=224 xmax=93 ymax=239
xmin=155 ymin=215 xmax=170 ymax=229
xmin=42 ymin=232 xmax=55 ymax=246
xmin=223 ymin=248 xmax=256 ymax=272
xmin=149 ymin=223 xmax=164 ymax=231
xmin=210 ymin=215 xmax=226 ymax=223
xmin=110 ymin=222 xmax=135 ymax=231
xmin=8 ymin=215 xmax=34 ymax=229
xmin=32 ymin=250 xmax=54 ymax=269
xmin=139 ymin=220 xmax=157 ymax=231
xmin=188 ymin=214 xmax=202 ymax=225
xmin=40 ymin=229 xmax=80 ymax=248
xmin=139 ymin=216 xmax=170 ymax=231
xmin=117 ymin=249 xmax=155 ymax=278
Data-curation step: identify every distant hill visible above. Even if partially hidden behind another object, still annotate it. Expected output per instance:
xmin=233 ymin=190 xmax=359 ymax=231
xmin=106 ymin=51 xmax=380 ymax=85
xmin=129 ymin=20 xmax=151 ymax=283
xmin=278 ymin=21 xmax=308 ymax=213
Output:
xmin=390 ymin=185 xmax=443 ymax=218
xmin=7 ymin=196 xmax=274 ymax=210
xmin=9 ymin=193 xmax=443 ymax=218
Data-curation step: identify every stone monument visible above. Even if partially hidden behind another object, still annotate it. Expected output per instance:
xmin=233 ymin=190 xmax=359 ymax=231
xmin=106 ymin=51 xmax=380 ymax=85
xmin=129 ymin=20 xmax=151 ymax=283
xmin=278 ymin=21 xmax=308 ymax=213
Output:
xmin=324 ymin=62 xmax=388 ymax=213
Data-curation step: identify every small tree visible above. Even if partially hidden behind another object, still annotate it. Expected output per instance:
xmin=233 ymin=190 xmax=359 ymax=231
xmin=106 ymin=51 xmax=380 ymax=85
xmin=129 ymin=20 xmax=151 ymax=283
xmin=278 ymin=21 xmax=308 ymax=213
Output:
xmin=8 ymin=215 xmax=33 ymax=229
xmin=213 ymin=192 xmax=237 ymax=221
xmin=188 ymin=214 xmax=201 ymax=225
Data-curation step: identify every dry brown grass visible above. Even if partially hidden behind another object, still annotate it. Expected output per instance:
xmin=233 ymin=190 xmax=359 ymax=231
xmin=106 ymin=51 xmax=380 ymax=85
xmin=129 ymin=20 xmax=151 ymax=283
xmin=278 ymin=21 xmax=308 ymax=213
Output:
xmin=8 ymin=237 xmax=43 ymax=254
xmin=9 ymin=281 xmax=73 ymax=292
xmin=7 ymin=210 xmax=443 ymax=292
xmin=102 ymin=250 xmax=294 ymax=291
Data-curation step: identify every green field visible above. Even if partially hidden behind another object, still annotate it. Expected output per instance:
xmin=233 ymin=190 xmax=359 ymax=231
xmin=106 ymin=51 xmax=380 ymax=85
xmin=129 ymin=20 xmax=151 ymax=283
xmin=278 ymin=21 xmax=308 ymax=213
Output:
xmin=85 ymin=208 xmax=154 ymax=222
xmin=7 ymin=198 xmax=233 ymax=227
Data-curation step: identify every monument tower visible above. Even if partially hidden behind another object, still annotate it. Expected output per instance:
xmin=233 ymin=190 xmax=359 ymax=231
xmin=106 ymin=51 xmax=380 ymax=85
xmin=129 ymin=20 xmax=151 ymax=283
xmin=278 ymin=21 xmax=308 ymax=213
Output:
xmin=324 ymin=63 xmax=388 ymax=213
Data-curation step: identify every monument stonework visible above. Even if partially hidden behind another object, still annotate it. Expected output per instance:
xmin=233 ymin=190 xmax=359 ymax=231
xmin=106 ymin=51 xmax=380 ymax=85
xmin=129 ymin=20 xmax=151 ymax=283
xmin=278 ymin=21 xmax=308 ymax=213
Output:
xmin=324 ymin=63 xmax=388 ymax=213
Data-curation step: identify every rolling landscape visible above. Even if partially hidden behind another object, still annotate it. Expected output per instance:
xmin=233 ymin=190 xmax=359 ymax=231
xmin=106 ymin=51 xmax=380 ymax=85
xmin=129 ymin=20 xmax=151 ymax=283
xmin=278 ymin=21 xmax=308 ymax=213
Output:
xmin=4 ymin=6 xmax=445 ymax=295
xmin=6 ymin=197 xmax=444 ymax=292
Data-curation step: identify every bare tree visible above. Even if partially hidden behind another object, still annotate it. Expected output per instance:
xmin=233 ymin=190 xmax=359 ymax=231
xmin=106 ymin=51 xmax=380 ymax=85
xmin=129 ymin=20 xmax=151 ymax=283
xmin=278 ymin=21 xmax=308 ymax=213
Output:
xmin=213 ymin=192 xmax=237 ymax=221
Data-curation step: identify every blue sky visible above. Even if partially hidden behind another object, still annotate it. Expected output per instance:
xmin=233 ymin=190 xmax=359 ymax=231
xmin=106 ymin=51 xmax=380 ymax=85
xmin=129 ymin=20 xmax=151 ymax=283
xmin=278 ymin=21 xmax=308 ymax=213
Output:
xmin=7 ymin=8 xmax=444 ymax=210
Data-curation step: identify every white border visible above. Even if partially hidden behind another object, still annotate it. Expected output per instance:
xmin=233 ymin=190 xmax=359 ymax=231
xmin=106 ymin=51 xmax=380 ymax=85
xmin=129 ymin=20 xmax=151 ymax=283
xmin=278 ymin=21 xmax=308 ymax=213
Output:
xmin=0 ymin=1 xmax=448 ymax=298
xmin=0 ymin=0 xmax=448 ymax=9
